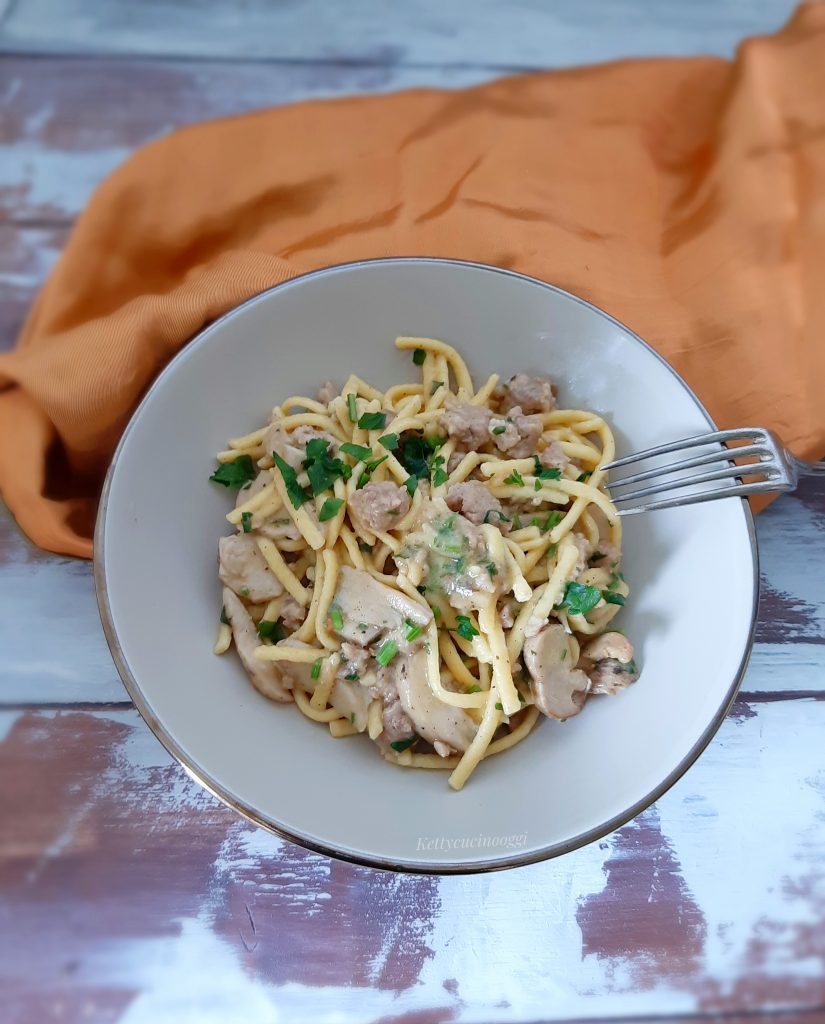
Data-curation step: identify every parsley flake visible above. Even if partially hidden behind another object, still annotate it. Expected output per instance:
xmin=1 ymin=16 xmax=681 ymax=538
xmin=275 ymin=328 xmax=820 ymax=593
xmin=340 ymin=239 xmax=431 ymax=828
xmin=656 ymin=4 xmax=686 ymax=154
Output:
xmin=209 ymin=455 xmax=256 ymax=490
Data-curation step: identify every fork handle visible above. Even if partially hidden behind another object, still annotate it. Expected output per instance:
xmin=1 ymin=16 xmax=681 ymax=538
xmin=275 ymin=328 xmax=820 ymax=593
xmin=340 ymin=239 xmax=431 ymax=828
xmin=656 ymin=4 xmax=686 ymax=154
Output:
xmin=796 ymin=457 xmax=825 ymax=477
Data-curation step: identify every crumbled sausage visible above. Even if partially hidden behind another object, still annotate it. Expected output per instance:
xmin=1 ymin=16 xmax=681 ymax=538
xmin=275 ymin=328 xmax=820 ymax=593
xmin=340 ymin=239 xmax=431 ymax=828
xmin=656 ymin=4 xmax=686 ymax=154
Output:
xmin=440 ymin=401 xmax=492 ymax=449
xmin=446 ymin=481 xmax=508 ymax=531
xmin=498 ymin=373 xmax=556 ymax=414
xmin=348 ymin=481 xmax=411 ymax=533
xmin=492 ymin=406 xmax=543 ymax=459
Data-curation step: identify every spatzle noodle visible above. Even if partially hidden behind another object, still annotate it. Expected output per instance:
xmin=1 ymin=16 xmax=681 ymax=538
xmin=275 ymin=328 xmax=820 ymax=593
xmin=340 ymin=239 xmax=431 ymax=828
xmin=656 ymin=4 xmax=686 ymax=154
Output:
xmin=210 ymin=338 xmax=639 ymax=790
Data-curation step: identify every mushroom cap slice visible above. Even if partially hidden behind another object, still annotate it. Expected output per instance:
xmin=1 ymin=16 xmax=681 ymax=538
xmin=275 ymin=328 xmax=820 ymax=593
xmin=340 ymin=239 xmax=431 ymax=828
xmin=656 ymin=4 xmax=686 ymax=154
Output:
xmin=581 ymin=631 xmax=634 ymax=665
xmin=394 ymin=649 xmax=477 ymax=753
xmin=523 ymin=624 xmax=590 ymax=721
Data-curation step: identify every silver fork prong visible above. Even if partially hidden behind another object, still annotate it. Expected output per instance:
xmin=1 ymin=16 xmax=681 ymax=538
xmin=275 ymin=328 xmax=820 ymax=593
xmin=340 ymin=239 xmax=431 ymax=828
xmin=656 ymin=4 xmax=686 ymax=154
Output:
xmin=610 ymin=461 xmax=780 ymax=505
xmin=615 ymin=477 xmax=789 ymax=516
xmin=603 ymin=427 xmax=766 ymax=472
xmin=607 ymin=443 xmax=771 ymax=490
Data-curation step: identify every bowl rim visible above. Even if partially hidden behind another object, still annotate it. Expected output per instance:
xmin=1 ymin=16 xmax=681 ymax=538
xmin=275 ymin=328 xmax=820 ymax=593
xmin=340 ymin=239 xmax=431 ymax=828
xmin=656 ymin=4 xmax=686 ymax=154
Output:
xmin=94 ymin=256 xmax=759 ymax=875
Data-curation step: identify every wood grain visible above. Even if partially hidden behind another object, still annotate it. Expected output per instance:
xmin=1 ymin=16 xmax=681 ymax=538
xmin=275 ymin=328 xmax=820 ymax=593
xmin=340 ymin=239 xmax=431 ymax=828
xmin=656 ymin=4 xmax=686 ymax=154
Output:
xmin=0 ymin=55 xmax=491 ymax=224
xmin=0 ymin=0 xmax=799 ymax=65
xmin=1 ymin=3 xmax=823 ymax=1019
xmin=1 ymin=699 xmax=823 ymax=1022
xmin=0 ymin=223 xmax=67 ymax=347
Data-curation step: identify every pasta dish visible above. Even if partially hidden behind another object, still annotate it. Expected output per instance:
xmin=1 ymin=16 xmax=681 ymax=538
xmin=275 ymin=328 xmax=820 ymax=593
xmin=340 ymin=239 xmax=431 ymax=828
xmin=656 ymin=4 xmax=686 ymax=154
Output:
xmin=210 ymin=338 xmax=639 ymax=790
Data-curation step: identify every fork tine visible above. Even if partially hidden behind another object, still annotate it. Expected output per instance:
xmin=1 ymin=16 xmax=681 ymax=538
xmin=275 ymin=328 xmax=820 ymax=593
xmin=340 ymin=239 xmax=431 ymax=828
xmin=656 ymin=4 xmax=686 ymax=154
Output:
xmin=610 ymin=461 xmax=780 ymax=505
xmin=603 ymin=427 xmax=766 ymax=471
xmin=615 ymin=477 xmax=788 ymax=515
xmin=607 ymin=443 xmax=771 ymax=490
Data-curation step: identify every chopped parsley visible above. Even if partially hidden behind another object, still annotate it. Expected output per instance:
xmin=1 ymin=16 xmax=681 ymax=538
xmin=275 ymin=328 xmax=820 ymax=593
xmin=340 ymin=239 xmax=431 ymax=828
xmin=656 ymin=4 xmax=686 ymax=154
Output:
xmin=340 ymin=442 xmax=372 ymax=462
xmin=467 ymin=685 xmax=481 ymax=693
xmin=454 ymin=615 xmax=479 ymax=641
xmin=209 ymin=455 xmax=256 ymax=489
xmin=273 ymin=453 xmax=308 ymax=509
xmin=305 ymin=441 xmax=352 ymax=496
xmin=483 ymin=508 xmax=511 ymax=525
xmin=512 ymin=514 xmax=522 ymax=530
xmin=545 ymin=542 xmax=558 ymax=559
xmin=239 ymin=586 xmax=250 ymax=598
xmin=603 ymin=592 xmax=626 ymax=606
xmin=577 ymin=470 xmax=592 ymax=483
xmin=542 ymin=511 xmax=562 ymax=532
xmin=607 ymin=572 xmax=624 ymax=591
xmin=257 ymin=619 xmax=283 ymax=642
xmin=430 ymin=455 xmax=448 ymax=487
xmin=403 ymin=475 xmax=418 ymax=497
xmin=398 ymin=433 xmax=430 ymax=478
xmin=504 ymin=470 xmax=524 ymax=487
xmin=390 ymin=735 xmax=417 ymax=752
xmin=344 ymin=672 xmax=360 ymax=681
xmin=358 ymin=411 xmax=387 ymax=431
xmin=376 ymin=639 xmax=398 ymax=667
xmin=534 ymin=479 xmax=542 ymax=491
xmin=404 ymin=619 xmax=423 ymax=642
xmin=492 ymin=425 xmax=506 ymax=435
xmin=533 ymin=456 xmax=562 ymax=482
xmin=486 ymin=562 xmax=498 ymax=578
xmin=304 ymin=438 xmax=328 ymax=461
xmin=358 ymin=540 xmax=374 ymax=552
xmin=319 ymin=497 xmax=344 ymax=521
xmin=557 ymin=581 xmax=602 ymax=616
xmin=347 ymin=393 xmax=358 ymax=422
xmin=349 ymin=712 xmax=356 ymax=724
xmin=412 ymin=348 xmax=426 ymax=366
xmin=378 ymin=433 xmax=398 ymax=451
xmin=495 ymin=702 xmax=503 ymax=711
xmin=241 ymin=511 xmax=253 ymax=533
xmin=357 ymin=454 xmax=388 ymax=489
xmin=220 ymin=606 xmax=229 ymax=625
xmin=311 ymin=659 xmax=322 ymax=680
xmin=426 ymin=434 xmax=446 ymax=452
xmin=329 ymin=605 xmax=344 ymax=633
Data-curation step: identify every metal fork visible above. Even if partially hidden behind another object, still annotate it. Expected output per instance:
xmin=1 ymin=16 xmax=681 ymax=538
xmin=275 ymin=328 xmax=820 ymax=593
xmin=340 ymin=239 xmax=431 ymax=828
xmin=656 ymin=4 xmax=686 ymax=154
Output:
xmin=603 ymin=427 xmax=825 ymax=515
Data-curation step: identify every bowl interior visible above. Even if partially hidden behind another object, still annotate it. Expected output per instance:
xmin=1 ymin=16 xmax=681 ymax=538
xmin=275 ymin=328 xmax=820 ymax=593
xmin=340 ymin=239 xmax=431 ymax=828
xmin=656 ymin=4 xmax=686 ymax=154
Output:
xmin=98 ymin=259 xmax=757 ymax=871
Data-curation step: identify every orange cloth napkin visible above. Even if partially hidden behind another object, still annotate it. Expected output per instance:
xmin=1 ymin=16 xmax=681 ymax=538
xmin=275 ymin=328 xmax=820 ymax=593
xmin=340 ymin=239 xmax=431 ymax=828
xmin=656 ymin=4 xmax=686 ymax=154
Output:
xmin=1 ymin=5 xmax=824 ymax=558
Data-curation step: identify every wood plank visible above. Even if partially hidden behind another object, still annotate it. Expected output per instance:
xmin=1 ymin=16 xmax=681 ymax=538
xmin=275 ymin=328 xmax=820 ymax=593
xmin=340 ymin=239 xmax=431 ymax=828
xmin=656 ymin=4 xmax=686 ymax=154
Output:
xmin=0 ymin=55 xmax=492 ymax=223
xmin=1 ymin=699 xmax=823 ymax=1021
xmin=0 ymin=223 xmax=67 ymax=348
xmin=2 ymin=475 xmax=823 ymax=705
xmin=0 ymin=0 xmax=799 ymax=65
xmin=0 ymin=504 xmax=124 ymax=704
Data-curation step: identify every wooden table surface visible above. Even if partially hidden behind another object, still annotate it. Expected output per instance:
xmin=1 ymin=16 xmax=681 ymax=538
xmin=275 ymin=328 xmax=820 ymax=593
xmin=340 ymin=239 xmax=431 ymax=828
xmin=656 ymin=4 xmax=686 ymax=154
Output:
xmin=2 ymin=2 xmax=824 ymax=1022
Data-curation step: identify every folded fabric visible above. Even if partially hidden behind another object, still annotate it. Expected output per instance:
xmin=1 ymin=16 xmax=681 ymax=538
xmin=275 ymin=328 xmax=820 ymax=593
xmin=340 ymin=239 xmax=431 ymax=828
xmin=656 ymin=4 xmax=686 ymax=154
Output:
xmin=1 ymin=3 xmax=823 ymax=558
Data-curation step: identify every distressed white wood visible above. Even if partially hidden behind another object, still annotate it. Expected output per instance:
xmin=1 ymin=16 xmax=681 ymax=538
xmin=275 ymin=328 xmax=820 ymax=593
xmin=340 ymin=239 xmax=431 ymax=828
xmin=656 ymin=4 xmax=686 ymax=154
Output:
xmin=0 ymin=0 xmax=799 ymax=65
xmin=1 ymin=699 xmax=822 ymax=1020
xmin=0 ymin=58 xmax=491 ymax=225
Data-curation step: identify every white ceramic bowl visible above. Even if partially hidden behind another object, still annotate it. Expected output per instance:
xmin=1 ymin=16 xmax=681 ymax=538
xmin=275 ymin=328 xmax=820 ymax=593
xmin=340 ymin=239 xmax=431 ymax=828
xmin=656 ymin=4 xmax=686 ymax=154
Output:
xmin=95 ymin=258 xmax=758 ymax=873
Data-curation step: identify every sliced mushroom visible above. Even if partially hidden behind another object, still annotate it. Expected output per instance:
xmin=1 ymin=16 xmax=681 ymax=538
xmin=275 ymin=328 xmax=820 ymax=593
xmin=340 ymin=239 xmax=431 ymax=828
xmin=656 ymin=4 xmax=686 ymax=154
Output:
xmin=393 ymin=649 xmax=477 ymax=754
xmin=328 ymin=678 xmax=372 ymax=732
xmin=218 ymin=533 xmax=284 ymax=602
xmin=331 ymin=566 xmax=431 ymax=644
xmin=372 ymin=665 xmax=415 ymax=742
xmin=222 ymin=587 xmax=293 ymax=703
xmin=581 ymin=632 xmax=639 ymax=695
xmin=523 ymin=623 xmax=590 ymax=721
